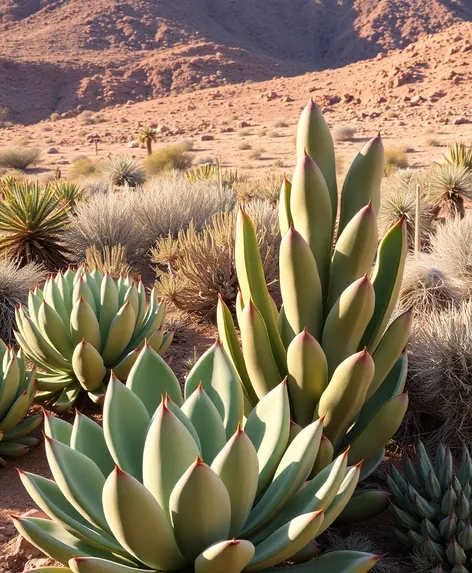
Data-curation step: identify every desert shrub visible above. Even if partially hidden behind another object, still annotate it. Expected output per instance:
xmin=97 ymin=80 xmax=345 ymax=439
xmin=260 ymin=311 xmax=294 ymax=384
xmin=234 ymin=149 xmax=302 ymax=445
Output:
xmin=78 ymin=110 xmax=94 ymax=125
xmin=443 ymin=141 xmax=472 ymax=171
xmin=0 ymin=259 xmax=46 ymax=343
xmin=68 ymin=157 xmax=100 ymax=179
xmin=407 ymin=301 xmax=472 ymax=450
xmin=0 ymin=147 xmax=40 ymax=170
xmin=379 ymin=169 xmax=434 ymax=248
xmin=332 ymin=125 xmax=356 ymax=142
xmin=64 ymin=192 xmax=143 ymax=267
xmin=273 ymin=119 xmax=288 ymax=128
xmin=152 ymin=201 xmax=279 ymax=318
xmin=50 ymin=113 xmax=60 ymax=122
xmin=234 ymin=172 xmax=282 ymax=205
xmin=424 ymin=164 xmax=472 ymax=219
xmin=384 ymin=146 xmax=408 ymax=176
xmin=144 ymin=144 xmax=193 ymax=175
xmin=0 ymin=180 xmax=71 ymax=268
xmin=135 ymin=175 xmax=236 ymax=251
xmin=249 ymin=148 xmax=264 ymax=160
xmin=84 ymin=244 xmax=135 ymax=278
xmin=238 ymin=141 xmax=252 ymax=150
xmin=429 ymin=215 xmax=472 ymax=296
xmin=81 ymin=177 xmax=109 ymax=196
xmin=101 ymin=156 xmax=145 ymax=188
xmin=396 ymin=254 xmax=462 ymax=319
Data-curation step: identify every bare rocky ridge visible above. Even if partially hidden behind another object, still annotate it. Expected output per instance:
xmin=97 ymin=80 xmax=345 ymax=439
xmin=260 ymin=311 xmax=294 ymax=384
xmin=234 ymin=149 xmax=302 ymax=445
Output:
xmin=0 ymin=0 xmax=471 ymax=123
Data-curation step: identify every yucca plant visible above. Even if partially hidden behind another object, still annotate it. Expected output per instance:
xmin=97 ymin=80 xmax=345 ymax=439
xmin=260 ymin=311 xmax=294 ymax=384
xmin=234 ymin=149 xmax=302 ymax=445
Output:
xmin=14 ymin=266 xmax=170 ymax=411
xmin=425 ymin=164 xmax=472 ymax=219
xmin=0 ymin=180 xmax=71 ymax=268
xmin=443 ymin=142 xmax=472 ymax=172
xmin=217 ymin=101 xmax=410 ymax=520
xmin=388 ymin=441 xmax=472 ymax=572
xmin=138 ymin=127 xmax=158 ymax=156
xmin=14 ymin=341 xmax=379 ymax=573
xmin=102 ymin=156 xmax=145 ymax=188
xmin=49 ymin=180 xmax=85 ymax=209
xmin=0 ymin=341 xmax=42 ymax=465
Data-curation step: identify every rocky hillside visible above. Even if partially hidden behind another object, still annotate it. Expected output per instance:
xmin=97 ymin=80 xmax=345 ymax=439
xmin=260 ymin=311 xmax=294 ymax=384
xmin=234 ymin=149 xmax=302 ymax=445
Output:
xmin=0 ymin=0 xmax=471 ymax=122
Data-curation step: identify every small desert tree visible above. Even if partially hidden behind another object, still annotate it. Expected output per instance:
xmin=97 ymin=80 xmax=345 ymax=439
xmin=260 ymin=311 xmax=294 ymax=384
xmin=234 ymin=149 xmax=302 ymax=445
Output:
xmin=138 ymin=127 xmax=158 ymax=156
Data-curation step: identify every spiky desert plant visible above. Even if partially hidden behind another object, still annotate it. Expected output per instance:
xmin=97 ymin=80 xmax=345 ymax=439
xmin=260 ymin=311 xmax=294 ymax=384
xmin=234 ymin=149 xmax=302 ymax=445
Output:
xmin=153 ymin=202 xmax=279 ymax=319
xmin=217 ymin=101 xmax=410 ymax=521
xmin=379 ymin=170 xmax=434 ymax=249
xmin=14 ymin=341 xmax=379 ymax=573
xmin=49 ymin=180 xmax=85 ymax=209
xmin=425 ymin=164 xmax=472 ymax=219
xmin=0 ymin=259 xmax=46 ymax=343
xmin=0 ymin=180 xmax=71 ymax=269
xmin=407 ymin=301 xmax=472 ymax=450
xmin=429 ymin=216 xmax=472 ymax=297
xmin=137 ymin=127 xmax=158 ymax=156
xmin=443 ymin=142 xmax=472 ymax=172
xmin=15 ymin=267 xmax=170 ymax=411
xmin=388 ymin=441 xmax=472 ymax=572
xmin=396 ymin=254 xmax=462 ymax=319
xmin=102 ymin=156 xmax=145 ymax=188
xmin=0 ymin=342 xmax=42 ymax=465
xmin=85 ymin=244 xmax=135 ymax=279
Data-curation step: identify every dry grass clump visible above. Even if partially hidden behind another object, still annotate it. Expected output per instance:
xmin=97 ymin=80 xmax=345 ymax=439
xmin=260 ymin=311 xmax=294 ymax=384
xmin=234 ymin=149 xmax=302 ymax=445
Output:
xmin=234 ymin=172 xmax=282 ymax=205
xmin=152 ymin=201 xmax=279 ymax=319
xmin=101 ymin=156 xmax=145 ymax=188
xmin=85 ymin=244 xmax=136 ymax=278
xmin=396 ymin=254 xmax=462 ymax=318
xmin=424 ymin=164 xmax=472 ymax=219
xmin=379 ymin=169 xmax=434 ymax=248
xmin=326 ymin=532 xmax=401 ymax=573
xmin=144 ymin=143 xmax=193 ymax=175
xmin=332 ymin=125 xmax=356 ymax=142
xmin=249 ymin=148 xmax=264 ymax=161
xmin=383 ymin=146 xmax=408 ymax=176
xmin=68 ymin=157 xmax=100 ymax=180
xmin=135 ymin=175 xmax=236 ymax=249
xmin=65 ymin=192 xmax=144 ymax=267
xmin=429 ymin=216 xmax=472 ymax=296
xmin=0 ymin=259 xmax=46 ymax=343
xmin=407 ymin=301 xmax=472 ymax=450
xmin=0 ymin=147 xmax=40 ymax=170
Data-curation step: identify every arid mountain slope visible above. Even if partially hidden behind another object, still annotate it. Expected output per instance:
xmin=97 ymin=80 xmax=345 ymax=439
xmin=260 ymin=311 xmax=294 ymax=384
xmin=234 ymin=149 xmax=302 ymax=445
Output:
xmin=0 ymin=0 xmax=471 ymax=123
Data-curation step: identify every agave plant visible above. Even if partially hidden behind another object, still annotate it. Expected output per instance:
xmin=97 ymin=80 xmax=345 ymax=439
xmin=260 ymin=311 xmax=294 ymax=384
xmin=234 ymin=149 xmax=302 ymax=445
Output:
xmin=0 ymin=180 xmax=71 ymax=268
xmin=217 ymin=101 xmax=410 ymax=519
xmin=14 ymin=342 xmax=378 ymax=573
xmin=388 ymin=441 xmax=472 ymax=572
xmin=14 ymin=267 xmax=170 ymax=411
xmin=0 ymin=341 xmax=42 ymax=465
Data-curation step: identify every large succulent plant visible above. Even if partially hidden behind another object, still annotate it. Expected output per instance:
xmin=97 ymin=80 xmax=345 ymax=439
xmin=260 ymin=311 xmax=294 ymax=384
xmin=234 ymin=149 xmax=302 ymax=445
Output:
xmin=14 ymin=267 xmax=170 ymax=411
xmin=15 ymin=342 xmax=378 ymax=573
xmin=388 ymin=441 xmax=472 ymax=572
xmin=0 ymin=341 xmax=42 ymax=465
xmin=217 ymin=101 xmax=410 ymax=513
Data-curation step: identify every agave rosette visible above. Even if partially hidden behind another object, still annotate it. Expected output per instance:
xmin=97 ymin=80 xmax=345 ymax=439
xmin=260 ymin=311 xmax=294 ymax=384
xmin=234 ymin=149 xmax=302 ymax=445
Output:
xmin=14 ymin=267 xmax=170 ymax=411
xmin=15 ymin=342 xmax=378 ymax=573
xmin=0 ymin=341 xmax=41 ymax=465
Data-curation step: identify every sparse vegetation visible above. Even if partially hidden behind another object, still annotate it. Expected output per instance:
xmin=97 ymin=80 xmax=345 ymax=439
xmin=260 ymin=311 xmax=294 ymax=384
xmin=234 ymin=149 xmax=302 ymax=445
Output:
xmin=102 ymin=155 xmax=145 ymax=188
xmin=0 ymin=147 xmax=40 ymax=170
xmin=332 ymin=125 xmax=356 ymax=141
xmin=238 ymin=141 xmax=252 ymax=150
xmin=249 ymin=148 xmax=264 ymax=160
xmin=144 ymin=143 xmax=193 ymax=175
xmin=383 ymin=146 xmax=408 ymax=175
xmin=50 ymin=113 xmax=60 ymax=122
xmin=68 ymin=157 xmax=100 ymax=180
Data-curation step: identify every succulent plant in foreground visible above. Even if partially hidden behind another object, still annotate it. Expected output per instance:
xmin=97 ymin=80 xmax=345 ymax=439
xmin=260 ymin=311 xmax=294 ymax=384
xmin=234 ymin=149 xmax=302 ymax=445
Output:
xmin=15 ymin=267 xmax=170 ymax=411
xmin=15 ymin=342 xmax=378 ymax=573
xmin=0 ymin=341 xmax=42 ymax=465
xmin=217 ymin=101 xmax=410 ymax=517
xmin=388 ymin=441 xmax=472 ymax=572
